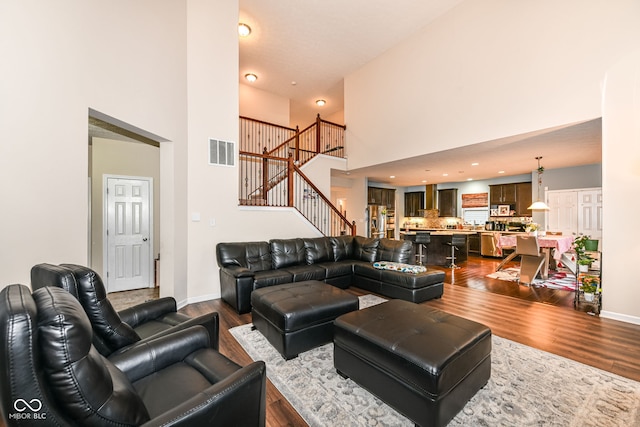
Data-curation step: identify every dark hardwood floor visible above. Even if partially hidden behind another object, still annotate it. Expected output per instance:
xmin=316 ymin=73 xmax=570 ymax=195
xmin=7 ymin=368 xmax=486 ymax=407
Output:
xmin=179 ymin=254 xmax=640 ymax=427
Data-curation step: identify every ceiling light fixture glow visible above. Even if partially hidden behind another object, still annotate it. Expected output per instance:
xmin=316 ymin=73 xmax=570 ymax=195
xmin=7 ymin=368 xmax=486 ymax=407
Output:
xmin=238 ymin=23 xmax=251 ymax=37
xmin=315 ymin=99 xmax=326 ymax=106
xmin=244 ymin=73 xmax=258 ymax=82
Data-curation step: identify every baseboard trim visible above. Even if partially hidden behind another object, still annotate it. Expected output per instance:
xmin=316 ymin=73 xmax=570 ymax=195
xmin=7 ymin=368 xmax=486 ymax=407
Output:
xmin=176 ymin=292 xmax=220 ymax=310
xmin=600 ymin=310 xmax=640 ymax=326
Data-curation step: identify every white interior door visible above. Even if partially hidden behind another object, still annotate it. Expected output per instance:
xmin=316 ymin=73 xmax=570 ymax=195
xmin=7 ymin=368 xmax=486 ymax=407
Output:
xmin=547 ymin=190 xmax=578 ymax=236
xmin=547 ymin=187 xmax=602 ymax=242
xmin=577 ymin=189 xmax=603 ymax=242
xmin=104 ymin=176 xmax=153 ymax=292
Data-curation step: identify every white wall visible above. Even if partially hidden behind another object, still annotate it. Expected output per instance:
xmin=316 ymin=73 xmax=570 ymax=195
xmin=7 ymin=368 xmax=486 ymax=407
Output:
xmin=0 ymin=1 xmax=189 ymax=292
xmin=240 ymin=83 xmax=290 ymax=126
xmin=345 ymin=0 xmax=637 ymax=170
xmin=601 ymin=49 xmax=640 ymax=324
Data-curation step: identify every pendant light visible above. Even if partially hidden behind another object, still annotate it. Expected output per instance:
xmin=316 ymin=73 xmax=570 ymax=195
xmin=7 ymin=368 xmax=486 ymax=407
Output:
xmin=528 ymin=156 xmax=550 ymax=211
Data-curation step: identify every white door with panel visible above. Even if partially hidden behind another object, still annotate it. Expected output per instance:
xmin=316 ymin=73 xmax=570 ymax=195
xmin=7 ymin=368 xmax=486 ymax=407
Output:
xmin=546 ymin=187 xmax=602 ymax=241
xmin=104 ymin=176 xmax=153 ymax=292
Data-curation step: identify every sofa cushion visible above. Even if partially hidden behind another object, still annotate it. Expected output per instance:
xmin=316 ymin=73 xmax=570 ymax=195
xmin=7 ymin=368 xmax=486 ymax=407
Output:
xmin=318 ymin=261 xmax=354 ymax=278
xmin=303 ymin=237 xmax=333 ymax=264
xmin=254 ymin=270 xmax=294 ymax=289
xmin=376 ymin=239 xmax=414 ymax=264
xmin=379 ymin=269 xmax=445 ymax=289
xmin=270 ymin=239 xmax=306 ymax=269
xmin=281 ymin=264 xmax=327 ymax=282
xmin=353 ymin=236 xmax=379 ymax=262
xmin=330 ymin=235 xmax=355 ymax=261
xmin=216 ymin=241 xmax=272 ymax=272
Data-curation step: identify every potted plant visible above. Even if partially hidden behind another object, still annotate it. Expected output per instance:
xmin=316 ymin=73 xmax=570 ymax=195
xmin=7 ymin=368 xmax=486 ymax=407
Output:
xmin=580 ymin=275 xmax=600 ymax=302
xmin=577 ymin=257 xmax=593 ymax=272
xmin=573 ymin=235 xmax=594 ymax=272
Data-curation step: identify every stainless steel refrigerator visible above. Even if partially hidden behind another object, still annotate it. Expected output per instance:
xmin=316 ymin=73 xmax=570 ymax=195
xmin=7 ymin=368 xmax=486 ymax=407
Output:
xmin=366 ymin=205 xmax=387 ymax=238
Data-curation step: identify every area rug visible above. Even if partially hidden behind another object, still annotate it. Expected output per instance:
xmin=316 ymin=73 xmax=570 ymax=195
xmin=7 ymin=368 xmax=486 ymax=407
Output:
xmin=486 ymin=267 xmax=577 ymax=291
xmin=230 ymin=296 xmax=640 ymax=426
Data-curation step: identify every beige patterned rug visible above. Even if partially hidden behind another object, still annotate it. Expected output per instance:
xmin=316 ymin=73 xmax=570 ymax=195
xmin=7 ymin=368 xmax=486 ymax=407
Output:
xmin=230 ymin=296 xmax=640 ymax=426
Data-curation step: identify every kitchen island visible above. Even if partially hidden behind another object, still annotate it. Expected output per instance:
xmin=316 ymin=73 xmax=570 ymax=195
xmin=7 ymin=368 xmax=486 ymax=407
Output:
xmin=401 ymin=230 xmax=475 ymax=266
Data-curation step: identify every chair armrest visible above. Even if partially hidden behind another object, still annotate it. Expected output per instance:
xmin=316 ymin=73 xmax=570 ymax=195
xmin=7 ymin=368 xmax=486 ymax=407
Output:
xmin=141 ymin=361 xmax=267 ymax=427
xmin=147 ymin=312 xmax=220 ymax=350
xmin=110 ymin=326 xmax=211 ymax=380
xmin=118 ymin=296 xmax=177 ymax=327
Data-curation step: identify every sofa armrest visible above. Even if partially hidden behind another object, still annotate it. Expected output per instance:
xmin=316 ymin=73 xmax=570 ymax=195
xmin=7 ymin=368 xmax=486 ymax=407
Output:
xmin=222 ymin=265 xmax=255 ymax=278
xmin=110 ymin=326 xmax=212 ymax=380
xmin=118 ymin=297 xmax=177 ymax=327
xmin=141 ymin=361 xmax=267 ymax=427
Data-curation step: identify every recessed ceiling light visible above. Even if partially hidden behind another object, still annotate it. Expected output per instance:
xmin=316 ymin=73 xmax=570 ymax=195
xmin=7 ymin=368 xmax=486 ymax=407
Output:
xmin=244 ymin=73 xmax=258 ymax=82
xmin=442 ymin=173 xmax=448 ymax=177
xmin=390 ymin=175 xmax=395 ymax=179
xmin=238 ymin=23 xmax=251 ymax=37
xmin=467 ymin=178 xmax=473 ymax=181
xmin=316 ymin=99 xmax=326 ymax=106
xmin=421 ymin=180 xmax=427 ymax=183
xmin=471 ymin=162 xmax=479 ymax=166
xmin=498 ymin=170 xmax=505 ymax=174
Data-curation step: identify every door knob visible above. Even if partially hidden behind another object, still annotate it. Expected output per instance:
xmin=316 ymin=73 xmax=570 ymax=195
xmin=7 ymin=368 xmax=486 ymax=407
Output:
xmin=143 ymin=237 xmax=148 ymax=242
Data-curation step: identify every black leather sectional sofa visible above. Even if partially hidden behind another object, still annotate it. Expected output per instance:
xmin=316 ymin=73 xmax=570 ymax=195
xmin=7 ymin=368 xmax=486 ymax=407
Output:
xmin=216 ymin=235 xmax=446 ymax=314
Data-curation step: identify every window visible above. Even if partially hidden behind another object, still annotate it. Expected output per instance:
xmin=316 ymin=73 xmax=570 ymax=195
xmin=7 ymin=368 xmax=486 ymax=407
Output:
xmin=462 ymin=208 xmax=489 ymax=226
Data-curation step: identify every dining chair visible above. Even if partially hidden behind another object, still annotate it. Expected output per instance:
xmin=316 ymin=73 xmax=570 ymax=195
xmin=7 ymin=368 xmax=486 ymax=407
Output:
xmin=516 ymin=235 xmax=546 ymax=285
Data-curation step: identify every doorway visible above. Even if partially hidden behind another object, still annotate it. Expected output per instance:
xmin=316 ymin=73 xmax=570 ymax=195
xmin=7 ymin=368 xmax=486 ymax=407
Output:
xmin=104 ymin=175 xmax=153 ymax=292
xmin=89 ymin=111 xmax=162 ymax=293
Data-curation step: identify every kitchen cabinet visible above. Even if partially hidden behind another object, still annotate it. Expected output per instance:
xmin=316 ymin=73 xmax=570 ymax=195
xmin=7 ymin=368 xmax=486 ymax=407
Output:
xmin=515 ymin=182 xmax=532 ymax=215
xmin=468 ymin=233 xmax=480 ymax=254
xmin=489 ymin=184 xmax=517 ymax=205
xmin=404 ymin=192 xmax=424 ymax=217
xmin=489 ymin=182 xmax=532 ymax=216
xmin=438 ymin=189 xmax=458 ymax=217
xmin=368 ymin=187 xmax=395 ymax=209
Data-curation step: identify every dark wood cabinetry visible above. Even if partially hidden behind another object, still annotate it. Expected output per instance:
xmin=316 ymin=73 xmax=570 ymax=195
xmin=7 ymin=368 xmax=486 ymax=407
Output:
xmin=515 ymin=182 xmax=532 ymax=215
xmin=489 ymin=182 xmax=532 ymax=216
xmin=404 ymin=192 xmax=424 ymax=217
xmin=489 ymin=184 xmax=517 ymax=205
xmin=368 ymin=187 xmax=395 ymax=209
xmin=437 ymin=189 xmax=458 ymax=217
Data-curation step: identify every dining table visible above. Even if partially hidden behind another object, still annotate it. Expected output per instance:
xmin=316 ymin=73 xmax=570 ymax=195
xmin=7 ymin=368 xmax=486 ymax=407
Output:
xmin=495 ymin=234 xmax=575 ymax=279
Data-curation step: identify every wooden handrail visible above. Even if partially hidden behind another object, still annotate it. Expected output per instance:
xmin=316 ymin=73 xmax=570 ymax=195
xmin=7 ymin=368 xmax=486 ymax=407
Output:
xmin=239 ymin=115 xmax=296 ymax=132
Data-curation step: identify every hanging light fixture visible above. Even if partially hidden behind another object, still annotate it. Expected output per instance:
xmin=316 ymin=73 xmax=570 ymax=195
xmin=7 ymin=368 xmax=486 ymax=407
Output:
xmin=528 ymin=156 xmax=550 ymax=211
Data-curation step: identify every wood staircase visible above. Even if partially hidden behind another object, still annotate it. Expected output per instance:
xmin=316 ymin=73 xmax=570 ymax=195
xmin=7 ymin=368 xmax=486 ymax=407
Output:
xmin=239 ymin=115 xmax=355 ymax=236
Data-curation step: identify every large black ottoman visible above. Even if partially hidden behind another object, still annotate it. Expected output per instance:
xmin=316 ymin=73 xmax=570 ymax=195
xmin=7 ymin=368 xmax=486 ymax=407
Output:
xmin=334 ymin=299 xmax=491 ymax=427
xmin=251 ymin=281 xmax=359 ymax=360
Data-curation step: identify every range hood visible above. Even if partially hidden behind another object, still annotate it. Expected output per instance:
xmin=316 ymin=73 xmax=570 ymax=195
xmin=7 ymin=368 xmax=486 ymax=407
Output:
xmin=424 ymin=184 xmax=437 ymax=210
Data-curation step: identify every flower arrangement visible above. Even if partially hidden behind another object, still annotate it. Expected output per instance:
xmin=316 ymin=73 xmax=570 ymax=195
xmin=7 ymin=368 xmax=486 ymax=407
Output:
xmin=580 ymin=275 xmax=600 ymax=294
xmin=525 ymin=223 xmax=539 ymax=232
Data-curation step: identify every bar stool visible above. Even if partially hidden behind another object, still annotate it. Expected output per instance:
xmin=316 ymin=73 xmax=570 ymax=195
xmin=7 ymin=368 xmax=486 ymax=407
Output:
xmin=415 ymin=232 xmax=431 ymax=265
xmin=444 ymin=234 xmax=466 ymax=269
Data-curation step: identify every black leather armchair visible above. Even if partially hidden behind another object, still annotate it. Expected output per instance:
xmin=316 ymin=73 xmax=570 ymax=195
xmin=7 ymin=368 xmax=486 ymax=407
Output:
xmin=0 ymin=284 xmax=267 ymax=426
xmin=31 ymin=263 xmax=219 ymax=357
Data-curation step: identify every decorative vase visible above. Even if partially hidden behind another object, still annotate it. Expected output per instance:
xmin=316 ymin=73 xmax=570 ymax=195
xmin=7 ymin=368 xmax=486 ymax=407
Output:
xmin=578 ymin=264 xmax=589 ymax=273
xmin=584 ymin=292 xmax=595 ymax=302
xmin=529 ymin=230 xmax=538 ymax=237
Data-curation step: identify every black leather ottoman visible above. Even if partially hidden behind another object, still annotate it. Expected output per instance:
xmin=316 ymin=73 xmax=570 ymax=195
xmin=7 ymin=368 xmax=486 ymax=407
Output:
xmin=251 ymin=281 xmax=359 ymax=360
xmin=334 ymin=299 xmax=491 ymax=427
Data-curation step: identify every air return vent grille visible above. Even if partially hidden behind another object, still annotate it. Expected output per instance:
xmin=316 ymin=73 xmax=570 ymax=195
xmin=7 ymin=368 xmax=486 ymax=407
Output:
xmin=209 ymin=138 xmax=235 ymax=166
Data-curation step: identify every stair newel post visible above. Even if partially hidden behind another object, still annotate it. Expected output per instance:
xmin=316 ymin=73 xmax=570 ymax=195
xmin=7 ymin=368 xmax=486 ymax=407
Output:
xmin=315 ymin=114 xmax=321 ymax=154
xmin=262 ymin=147 xmax=268 ymax=204
xmin=351 ymin=221 xmax=357 ymax=236
xmin=287 ymin=153 xmax=294 ymax=207
xmin=294 ymin=125 xmax=300 ymax=163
